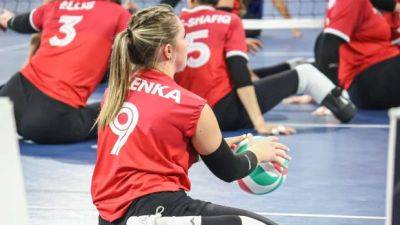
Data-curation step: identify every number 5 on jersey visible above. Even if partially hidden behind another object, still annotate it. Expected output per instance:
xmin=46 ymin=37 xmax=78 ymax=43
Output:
xmin=110 ymin=103 xmax=139 ymax=155
xmin=49 ymin=15 xmax=83 ymax=47
xmin=186 ymin=29 xmax=211 ymax=68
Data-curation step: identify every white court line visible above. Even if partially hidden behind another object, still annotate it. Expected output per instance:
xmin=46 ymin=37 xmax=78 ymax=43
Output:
xmin=0 ymin=43 xmax=27 ymax=52
xmin=255 ymin=51 xmax=313 ymax=57
xmin=257 ymin=212 xmax=385 ymax=220
xmin=282 ymin=123 xmax=389 ymax=129
xmin=27 ymin=206 xmax=386 ymax=221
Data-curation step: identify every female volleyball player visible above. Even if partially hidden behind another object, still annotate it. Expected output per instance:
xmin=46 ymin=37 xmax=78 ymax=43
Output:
xmin=0 ymin=0 xmax=130 ymax=143
xmin=315 ymin=0 xmax=400 ymax=109
xmin=92 ymin=5 xmax=290 ymax=225
xmin=175 ymin=0 xmax=356 ymax=135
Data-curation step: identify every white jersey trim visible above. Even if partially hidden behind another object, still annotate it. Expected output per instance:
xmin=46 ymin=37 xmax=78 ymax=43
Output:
xmin=181 ymin=5 xmax=215 ymax=13
xmin=226 ymin=51 xmax=249 ymax=61
xmin=324 ymin=28 xmax=350 ymax=42
xmin=29 ymin=8 xmax=40 ymax=32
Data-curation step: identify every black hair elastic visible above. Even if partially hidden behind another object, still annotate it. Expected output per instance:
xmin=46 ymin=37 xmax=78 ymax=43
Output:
xmin=126 ymin=29 xmax=133 ymax=39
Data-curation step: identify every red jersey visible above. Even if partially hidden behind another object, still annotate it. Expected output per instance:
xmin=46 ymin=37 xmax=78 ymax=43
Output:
xmin=324 ymin=0 xmax=400 ymax=89
xmin=175 ymin=6 xmax=248 ymax=107
xmin=91 ymin=70 xmax=206 ymax=222
xmin=21 ymin=0 xmax=130 ymax=108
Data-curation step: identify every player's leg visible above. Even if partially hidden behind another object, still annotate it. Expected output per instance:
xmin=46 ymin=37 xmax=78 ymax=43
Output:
xmin=243 ymin=0 xmax=263 ymax=37
xmin=100 ymin=191 xmax=277 ymax=225
xmin=14 ymin=76 xmax=99 ymax=143
xmin=253 ymin=64 xmax=356 ymax=122
xmin=0 ymin=73 xmax=29 ymax=130
xmin=79 ymin=102 xmax=101 ymax=140
xmin=252 ymin=57 xmax=309 ymax=79
xmin=199 ymin=203 xmax=277 ymax=225
xmin=253 ymin=68 xmax=298 ymax=113
xmin=347 ymin=55 xmax=400 ymax=109
xmin=127 ymin=215 xmax=267 ymax=225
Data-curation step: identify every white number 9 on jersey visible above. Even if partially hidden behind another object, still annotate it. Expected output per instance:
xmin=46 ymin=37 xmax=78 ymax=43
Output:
xmin=186 ymin=29 xmax=211 ymax=68
xmin=49 ymin=15 xmax=83 ymax=47
xmin=110 ymin=103 xmax=139 ymax=156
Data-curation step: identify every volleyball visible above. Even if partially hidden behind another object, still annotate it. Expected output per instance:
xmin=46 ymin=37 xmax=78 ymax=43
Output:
xmin=235 ymin=136 xmax=289 ymax=195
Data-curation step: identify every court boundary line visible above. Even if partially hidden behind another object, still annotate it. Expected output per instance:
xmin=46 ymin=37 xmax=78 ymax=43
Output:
xmin=279 ymin=123 xmax=388 ymax=129
xmin=257 ymin=212 xmax=385 ymax=220
xmin=27 ymin=206 xmax=386 ymax=220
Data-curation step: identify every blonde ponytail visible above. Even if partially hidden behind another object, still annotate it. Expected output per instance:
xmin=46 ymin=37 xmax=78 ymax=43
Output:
xmin=96 ymin=4 xmax=179 ymax=130
xmin=97 ymin=31 xmax=133 ymax=129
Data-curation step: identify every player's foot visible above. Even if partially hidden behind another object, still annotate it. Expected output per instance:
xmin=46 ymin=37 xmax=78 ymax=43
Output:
xmin=320 ymin=87 xmax=356 ymax=123
xmin=312 ymin=106 xmax=333 ymax=116
xmin=282 ymin=95 xmax=314 ymax=104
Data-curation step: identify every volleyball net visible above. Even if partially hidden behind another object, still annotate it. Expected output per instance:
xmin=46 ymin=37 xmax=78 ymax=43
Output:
xmin=1 ymin=0 xmax=326 ymax=29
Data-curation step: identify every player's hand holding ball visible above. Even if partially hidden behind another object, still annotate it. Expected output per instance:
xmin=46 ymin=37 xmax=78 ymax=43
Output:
xmin=235 ymin=134 xmax=291 ymax=194
xmin=246 ymin=134 xmax=291 ymax=167
xmin=0 ymin=9 xmax=14 ymax=31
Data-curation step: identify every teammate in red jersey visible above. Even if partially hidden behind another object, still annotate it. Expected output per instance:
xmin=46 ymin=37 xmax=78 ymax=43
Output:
xmin=92 ymin=5 xmax=290 ymax=225
xmin=175 ymin=0 xmax=356 ymax=135
xmin=315 ymin=0 xmax=400 ymax=109
xmin=0 ymin=0 xmax=130 ymax=143
xmin=24 ymin=0 xmax=138 ymax=65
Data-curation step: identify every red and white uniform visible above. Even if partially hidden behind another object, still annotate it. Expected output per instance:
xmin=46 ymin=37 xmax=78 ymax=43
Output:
xmin=91 ymin=70 xmax=206 ymax=222
xmin=324 ymin=0 xmax=400 ymax=89
xmin=21 ymin=0 xmax=130 ymax=108
xmin=175 ymin=6 xmax=248 ymax=107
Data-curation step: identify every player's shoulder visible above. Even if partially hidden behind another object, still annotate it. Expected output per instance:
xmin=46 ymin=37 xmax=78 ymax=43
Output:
xmin=175 ymin=83 xmax=207 ymax=105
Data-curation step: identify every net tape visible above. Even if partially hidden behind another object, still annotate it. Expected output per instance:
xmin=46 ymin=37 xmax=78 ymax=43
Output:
xmin=1 ymin=0 xmax=326 ymax=16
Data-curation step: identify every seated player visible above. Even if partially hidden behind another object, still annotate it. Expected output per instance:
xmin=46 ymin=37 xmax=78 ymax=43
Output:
xmin=175 ymin=0 xmax=356 ymax=135
xmin=0 ymin=0 xmax=130 ymax=144
xmin=315 ymin=0 xmax=400 ymax=109
xmin=284 ymin=0 xmax=400 ymax=111
xmin=92 ymin=5 xmax=290 ymax=225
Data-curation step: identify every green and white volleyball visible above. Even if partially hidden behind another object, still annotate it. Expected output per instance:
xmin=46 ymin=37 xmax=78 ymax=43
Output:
xmin=235 ymin=136 xmax=289 ymax=195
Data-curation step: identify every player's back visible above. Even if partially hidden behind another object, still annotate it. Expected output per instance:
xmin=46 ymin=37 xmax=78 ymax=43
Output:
xmin=93 ymin=69 xmax=206 ymax=221
xmin=21 ymin=0 xmax=130 ymax=108
xmin=176 ymin=6 xmax=247 ymax=107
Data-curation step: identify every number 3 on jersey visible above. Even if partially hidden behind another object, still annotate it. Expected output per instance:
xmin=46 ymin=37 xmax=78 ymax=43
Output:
xmin=110 ymin=103 xmax=139 ymax=155
xmin=49 ymin=15 xmax=83 ymax=47
xmin=186 ymin=29 xmax=211 ymax=68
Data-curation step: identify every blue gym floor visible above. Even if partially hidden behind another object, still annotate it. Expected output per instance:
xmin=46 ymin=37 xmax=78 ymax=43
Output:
xmin=0 ymin=25 xmax=389 ymax=225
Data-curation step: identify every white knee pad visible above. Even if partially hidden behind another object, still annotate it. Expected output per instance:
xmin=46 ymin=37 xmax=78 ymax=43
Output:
xmin=295 ymin=63 xmax=335 ymax=103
